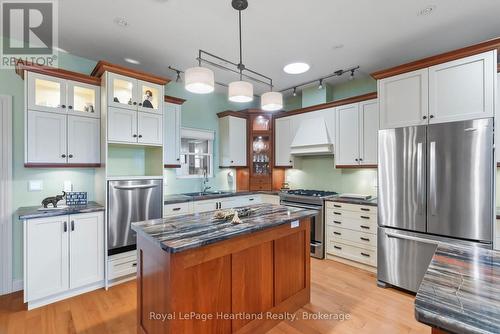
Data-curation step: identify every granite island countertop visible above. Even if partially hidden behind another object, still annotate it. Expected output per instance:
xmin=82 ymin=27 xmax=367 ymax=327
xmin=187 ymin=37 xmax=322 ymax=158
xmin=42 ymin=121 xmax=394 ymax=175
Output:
xmin=18 ymin=201 xmax=105 ymax=220
xmin=415 ymin=243 xmax=500 ymax=334
xmin=132 ymin=203 xmax=316 ymax=253
xmin=164 ymin=190 xmax=281 ymax=205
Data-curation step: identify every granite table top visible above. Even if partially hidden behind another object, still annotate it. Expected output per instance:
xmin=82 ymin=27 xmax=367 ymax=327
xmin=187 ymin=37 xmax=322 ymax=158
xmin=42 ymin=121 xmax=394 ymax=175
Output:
xmin=18 ymin=201 xmax=105 ymax=220
xmin=164 ymin=191 xmax=282 ymax=205
xmin=132 ymin=203 xmax=316 ymax=254
xmin=415 ymin=243 xmax=500 ymax=334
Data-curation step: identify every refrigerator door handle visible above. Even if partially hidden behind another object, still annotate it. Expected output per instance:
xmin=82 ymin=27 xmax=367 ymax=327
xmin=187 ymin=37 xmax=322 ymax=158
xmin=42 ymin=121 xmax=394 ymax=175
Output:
xmin=385 ymin=231 xmax=438 ymax=246
xmin=417 ymin=142 xmax=424 ymax=215
xmin=429 ymin=141 xmax=437 ymax=216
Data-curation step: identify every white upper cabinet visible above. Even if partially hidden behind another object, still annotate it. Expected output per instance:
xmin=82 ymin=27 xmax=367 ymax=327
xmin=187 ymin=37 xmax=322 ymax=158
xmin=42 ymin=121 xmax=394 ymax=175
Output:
xmin=164 ymin=102 xmax=182 ymax=166
xmin=69 ymin=212 xmax=104 ymax=290
xmin=107 ymin=73 xmax=138 ymax=110
xmin=428 ymin=51 xmax=495 ymax=123
xmin=27 ymin=110 xmax=67 ymax=163
xmin=359 ymin=99 xmax=379 ymax=165
xmin=67 ymin=81 xmax=100 ymax=118
xmin=378 ymin=68 xmax=429 ymax=129
xmin=275 ymin=117 xmax=293 ymax=166
xmin=67 ymin=115 xmax=100 ymax=164
xmin=27 ymin=73 xmax=67 ymax=114
xmin=107 ymin=107 xmax=138 ymax=143
xmin=496 ymin=72 xmax=500 ymax=165
xmin=335 ymin=103 xmax=360 ymax=166
xmin=137 ymin=112 xmax=163 ymax=145
xmin=378 ymin=50 xmax=496 ymax=129
xmin=107 ymin=73 xmax=163 ymax=114
xmin=27 ymin=72 xmax=99 ymax=118
xmin=219 ymin=115 xmax=247 ymax=167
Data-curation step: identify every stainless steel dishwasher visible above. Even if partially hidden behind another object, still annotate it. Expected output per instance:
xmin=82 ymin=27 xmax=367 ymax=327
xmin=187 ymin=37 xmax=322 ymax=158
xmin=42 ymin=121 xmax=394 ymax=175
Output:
xmin=108 ymin=179 xmax=163 ymax=255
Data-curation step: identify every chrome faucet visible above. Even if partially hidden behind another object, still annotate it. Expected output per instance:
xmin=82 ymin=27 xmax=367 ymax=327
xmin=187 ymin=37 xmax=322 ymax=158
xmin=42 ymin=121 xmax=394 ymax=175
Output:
xmin=201 ymin=169 xmax=211 ymax=193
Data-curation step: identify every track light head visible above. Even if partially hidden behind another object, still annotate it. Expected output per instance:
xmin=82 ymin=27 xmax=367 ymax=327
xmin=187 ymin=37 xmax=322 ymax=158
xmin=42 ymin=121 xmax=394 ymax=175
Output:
xmin=349 ymin=69 xmax=355 ymax=80
xmin=318 ymin=79 xmax=323 ymax=90
xmin=175 ymin=70 xmax=182 ymax=82
xmin=292 ymin=87 xmax=297 ymax=97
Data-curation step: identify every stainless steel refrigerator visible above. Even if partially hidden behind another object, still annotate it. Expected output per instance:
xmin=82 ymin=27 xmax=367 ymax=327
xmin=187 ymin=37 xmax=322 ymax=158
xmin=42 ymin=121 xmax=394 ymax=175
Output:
xmin=108 ymin=179 xmax=163 ymax=255
xmin=377 ymin=118 xmax=494 ymax=292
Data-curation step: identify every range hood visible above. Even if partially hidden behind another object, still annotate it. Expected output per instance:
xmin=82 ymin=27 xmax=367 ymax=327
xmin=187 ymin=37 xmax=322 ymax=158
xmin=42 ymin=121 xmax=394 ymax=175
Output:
xmin=290 ymin=117 xmax=334 ymax=156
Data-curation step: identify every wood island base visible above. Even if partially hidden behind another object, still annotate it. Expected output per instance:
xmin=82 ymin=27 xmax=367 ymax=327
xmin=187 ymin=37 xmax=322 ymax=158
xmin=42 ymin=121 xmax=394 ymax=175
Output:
xmin=136 ymin=218 xmax=311 ymax=334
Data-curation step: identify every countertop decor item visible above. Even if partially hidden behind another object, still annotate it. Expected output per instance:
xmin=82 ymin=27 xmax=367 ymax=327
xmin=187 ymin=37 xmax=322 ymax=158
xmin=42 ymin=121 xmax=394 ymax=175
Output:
xmin=41 ymin=191 xmax=66 ymax=208
xmin=66 ymin=191 xmax=88 ymax=206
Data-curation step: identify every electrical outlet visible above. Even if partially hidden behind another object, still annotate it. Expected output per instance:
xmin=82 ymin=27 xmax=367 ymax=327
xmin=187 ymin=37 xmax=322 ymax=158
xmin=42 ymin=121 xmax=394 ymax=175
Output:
xmin=28 ymin=180 xmax=43 ymax=191
xmin=63 ymin=180 xmax=73 ymax=192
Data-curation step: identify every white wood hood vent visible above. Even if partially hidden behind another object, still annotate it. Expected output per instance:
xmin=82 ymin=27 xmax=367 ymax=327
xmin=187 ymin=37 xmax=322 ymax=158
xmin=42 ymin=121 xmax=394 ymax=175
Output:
xmin=290 ymin=117 xmax=334 ymax=155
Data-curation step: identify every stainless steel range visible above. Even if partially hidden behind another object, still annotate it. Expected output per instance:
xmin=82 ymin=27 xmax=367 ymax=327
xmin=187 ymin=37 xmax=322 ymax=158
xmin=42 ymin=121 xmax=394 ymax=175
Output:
xmin=280 ymin=189 xmax=338 ymax=259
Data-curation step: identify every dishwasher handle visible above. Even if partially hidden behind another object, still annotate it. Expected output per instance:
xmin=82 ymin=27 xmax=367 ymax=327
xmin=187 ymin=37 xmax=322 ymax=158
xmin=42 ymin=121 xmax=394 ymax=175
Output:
xmin=113 ymin=184 xmax=158 ymax=190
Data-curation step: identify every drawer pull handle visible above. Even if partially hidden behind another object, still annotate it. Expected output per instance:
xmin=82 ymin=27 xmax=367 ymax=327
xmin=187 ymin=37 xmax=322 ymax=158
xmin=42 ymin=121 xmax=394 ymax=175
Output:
xmin=361 ymin=208 xmax=370 ymax=211
xmin=333 ymin=204 xmax=341 ymax=208
xmin=132 ymin=263 xmax=137 ymax=267
xmin=361 ymin=252 xmax=370 ymax=257
xmin=249 ymin=198 xmax=254 ymax=201
xmin=333 ymin=221 xmax=342 ymax=224
xmin=360 ymin=216 xmax=370 ymax=219
xmin=334 ymin=245 xmax=342 ymax=250
xmin=334 ymin=212 xmax=342 ymax=215
xmin=172 ymin=207 xmax=181 ymax=211
xmin=360 ymin=237 xmax=370 ymax=242
xmin=360 ymin=225 xmax=370 ymax=229
xmin=333 ymin=232 xmax=342 ymax=236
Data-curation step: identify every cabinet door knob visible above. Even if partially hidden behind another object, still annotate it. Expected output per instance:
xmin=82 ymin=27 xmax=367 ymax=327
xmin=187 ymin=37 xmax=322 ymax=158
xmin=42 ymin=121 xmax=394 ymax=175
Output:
xmin=430 ymin=115 xmax=434 ymax=119
xmin=63 ymin=221 xmax=67 ymax=232
xmin=422 ymin=116 xmax=427 ymax=120
xmin=68 ymin=154 xmax=73 ymax=158
xmin=133 ymin=102 xmax=137 ymax=105
xmin=359 ymin=158 xmax=363 ymax=161
xmin=355 ymin=158 xmax=359 ymax=162
xmin=61 ymin=104 xmax=66 ymax=108
xmin=68 ymin=105 xmax=73 ymax=110
xmin=138 ymin=103 xmax=142 ymax=106
xmin=231 ymin=160 xmax=234 ymax=163
xmin=61 ymin=154 xmax=67 ymax=158
xmin=176 ymin=158 xmax=180 ymax=161
xmin=133 ymin=134 xmax=138 ymax=138
xmin=138 ymin=135 xmax=143 ymax=138
xmin=71 ymin=220 xmax=75 ymax=231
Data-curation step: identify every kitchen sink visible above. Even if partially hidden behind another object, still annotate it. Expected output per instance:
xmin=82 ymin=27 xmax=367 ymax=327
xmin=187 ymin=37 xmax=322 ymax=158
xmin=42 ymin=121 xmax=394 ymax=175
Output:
xmin=183 ymin=191 xmax=231 ymax=197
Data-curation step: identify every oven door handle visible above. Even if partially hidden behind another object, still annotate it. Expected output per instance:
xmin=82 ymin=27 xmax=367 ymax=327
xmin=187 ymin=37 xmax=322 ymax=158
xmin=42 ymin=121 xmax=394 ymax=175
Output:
xmin=280 ymin=201 xmax=321 ymax=210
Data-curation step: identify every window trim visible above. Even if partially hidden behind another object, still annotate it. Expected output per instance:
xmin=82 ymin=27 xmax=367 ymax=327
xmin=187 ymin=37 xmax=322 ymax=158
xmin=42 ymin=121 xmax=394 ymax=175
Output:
xmin=176 ymin=127 xmax=215 ymax=179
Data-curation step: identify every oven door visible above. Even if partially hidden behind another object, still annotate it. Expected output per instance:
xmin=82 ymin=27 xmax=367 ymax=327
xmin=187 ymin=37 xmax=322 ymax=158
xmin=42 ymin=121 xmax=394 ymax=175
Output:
xmin=280 ymin=200 xmax=324 ymax=259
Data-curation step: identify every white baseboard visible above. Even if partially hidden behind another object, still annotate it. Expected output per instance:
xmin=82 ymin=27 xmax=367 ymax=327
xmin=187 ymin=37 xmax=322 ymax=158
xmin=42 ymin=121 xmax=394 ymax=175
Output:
xmin=12 ymin=279 xmax=23 ymax=292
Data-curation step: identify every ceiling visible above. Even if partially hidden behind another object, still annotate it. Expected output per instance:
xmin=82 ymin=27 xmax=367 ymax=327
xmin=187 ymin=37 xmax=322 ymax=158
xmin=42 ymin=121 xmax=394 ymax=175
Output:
xmin=58 ymin=0 xmax=500 ymax=95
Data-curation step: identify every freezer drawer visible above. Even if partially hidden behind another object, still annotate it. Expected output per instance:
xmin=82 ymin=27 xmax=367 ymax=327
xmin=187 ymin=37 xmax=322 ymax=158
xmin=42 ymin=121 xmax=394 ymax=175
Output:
xmin=377 ymin=227 xmax=438 ymax=293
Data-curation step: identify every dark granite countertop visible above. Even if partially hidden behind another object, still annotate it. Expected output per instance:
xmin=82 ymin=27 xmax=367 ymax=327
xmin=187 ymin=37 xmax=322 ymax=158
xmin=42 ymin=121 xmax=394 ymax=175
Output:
xmin=164 ymin=191 xmax=282 ymax=205
xmin=415 ymin=243 xmax=500 ymax=334
xmin=325 ymin=196 xmax=377 ymax=207
xmin=18 ymin=201 xmax=105 ymax=220
xmin=132 ymin=203 xmax=316 ymax=253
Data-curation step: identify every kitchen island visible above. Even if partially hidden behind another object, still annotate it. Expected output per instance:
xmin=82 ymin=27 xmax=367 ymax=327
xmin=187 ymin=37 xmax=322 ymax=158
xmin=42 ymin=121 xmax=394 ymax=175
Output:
xmin=131 ymin=203 xmax=316 ymax=334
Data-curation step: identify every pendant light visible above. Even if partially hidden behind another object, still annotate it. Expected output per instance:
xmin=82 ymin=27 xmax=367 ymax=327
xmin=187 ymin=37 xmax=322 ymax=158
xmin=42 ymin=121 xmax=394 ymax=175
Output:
xmin=185 ymin=66 xmax=215 ymax=94
xmin=228 ymin=5 xmax=253 ymax=103
xmin=261 ymin=91 xmax=283 ymax=111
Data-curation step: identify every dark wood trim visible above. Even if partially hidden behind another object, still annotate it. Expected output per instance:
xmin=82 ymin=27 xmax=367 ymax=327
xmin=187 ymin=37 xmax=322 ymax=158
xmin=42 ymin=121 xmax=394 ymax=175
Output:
xmin=497 ymin=162 xmax=500 ymax=168
xmin=336 ymin=164 xmax=378 ymax=169
xmin=497 ymin=63 xmax=500 ymax=73
xmin=274 ymin=165 xmax=293 ymax=169
xmin=219 ymin=165 xmax=248 ymax=169
xmin=164 ymin=164 xmax=181 ymax=168
xmin=164 ymin=95 xmax=186 ymax=105
xmin=15 ymin=59 xmax=101 ymax=86
xmin=216 ymin=110 xmax=248 ymax=119
xmin=24 ymin=163 xmax=101 ymax=168
xmin=371 ymin=38 xmax=500 ymax=80
xmin=91 ymin=60 xmax=170 ymax=85
xmin=274 ymin=92 xmax=378 ymax=119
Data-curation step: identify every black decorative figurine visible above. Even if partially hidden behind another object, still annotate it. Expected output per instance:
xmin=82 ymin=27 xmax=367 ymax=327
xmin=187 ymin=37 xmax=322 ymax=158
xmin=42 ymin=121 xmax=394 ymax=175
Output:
xmin=41 ymin=191 xmax=66 ymax=208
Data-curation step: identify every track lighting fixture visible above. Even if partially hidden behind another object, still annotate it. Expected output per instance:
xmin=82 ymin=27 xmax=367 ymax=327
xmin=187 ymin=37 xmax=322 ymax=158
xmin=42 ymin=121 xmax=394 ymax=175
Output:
xmin=349 ymin=69 xmax=355 ymax=81
xmin=292 ymin=87 xmax=297 ymax=97
xmin=318 ymin=79 xmax=323 ymax=90
xmin=175 ymin=70 xmax=181 ymax=82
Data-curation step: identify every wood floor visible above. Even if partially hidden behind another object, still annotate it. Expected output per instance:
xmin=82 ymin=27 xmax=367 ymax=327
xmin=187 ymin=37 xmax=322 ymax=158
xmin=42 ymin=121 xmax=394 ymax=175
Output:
xmin=0 ymin=259 xmax=430 ymax=334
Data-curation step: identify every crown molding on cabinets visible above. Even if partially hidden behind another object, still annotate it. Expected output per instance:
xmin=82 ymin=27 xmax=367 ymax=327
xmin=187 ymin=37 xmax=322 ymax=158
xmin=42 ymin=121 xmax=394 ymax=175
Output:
xmin=274 ymin=92 xmax=378 ymax=119
xmin=371 ymin=38 xmax=500 ymax=80
xmin=164 ymin=95 xmax=186 ymax=105
xmin=91 ymin=60 xmax=170 ymax=85
xmin=216 ymin=110 xmax=249 ymax=119
xmin=15 ymin=59 xmax=101 ymax=86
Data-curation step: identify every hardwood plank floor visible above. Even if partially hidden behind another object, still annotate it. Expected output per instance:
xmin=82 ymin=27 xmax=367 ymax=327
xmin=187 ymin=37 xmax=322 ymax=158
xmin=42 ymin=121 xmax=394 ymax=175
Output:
xmin=0 ymin=259 xmax=430 ymax=334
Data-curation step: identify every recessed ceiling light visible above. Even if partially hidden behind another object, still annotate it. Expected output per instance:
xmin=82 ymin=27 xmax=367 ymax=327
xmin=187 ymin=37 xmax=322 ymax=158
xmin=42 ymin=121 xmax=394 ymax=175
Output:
xmin=418 ymin=5 xmax=436 ymax=16
xmin=113 ymin=17 xmax=129 ymax=27
xmin=283 ymin=62 xmax=310 ymax=74
xmin=124 ymin=58 xmax=140 ymax=65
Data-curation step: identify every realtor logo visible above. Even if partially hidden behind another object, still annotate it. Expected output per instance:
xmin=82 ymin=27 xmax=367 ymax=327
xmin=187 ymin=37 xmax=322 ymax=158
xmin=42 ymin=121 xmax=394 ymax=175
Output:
xmin=1 ymin=0 xmax=58 ymax=68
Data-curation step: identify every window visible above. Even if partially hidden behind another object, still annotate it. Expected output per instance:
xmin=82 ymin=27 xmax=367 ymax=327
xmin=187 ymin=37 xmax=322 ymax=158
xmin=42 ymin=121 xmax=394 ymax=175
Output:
xmin=176 ymin=128 xmax=214 ymax=178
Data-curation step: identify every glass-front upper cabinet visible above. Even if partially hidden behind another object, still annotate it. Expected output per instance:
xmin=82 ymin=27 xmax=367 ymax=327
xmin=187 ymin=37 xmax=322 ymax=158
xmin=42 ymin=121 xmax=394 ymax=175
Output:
xmin=27 ymin=72 xmax=67 ymax=113
xmin=252 ymin=135 xmax=270 ymax=176
xmin=252 ymin=115 xmax=271 ymax=131
xmin=107 ymin=73 xmax=138 ymax=110
xmin=67 ymin=81 xmax=100 ymax=118
xmin=137 ymin=80 xmax=162 ymax=113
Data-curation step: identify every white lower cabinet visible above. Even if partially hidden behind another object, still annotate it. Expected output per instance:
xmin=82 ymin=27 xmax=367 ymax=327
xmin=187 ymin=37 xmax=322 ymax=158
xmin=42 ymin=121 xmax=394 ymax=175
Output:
xmin=163 ymin=202 xmax=192 ymax=217
xmin=325 ymin=201 xmax=377 ymax=268
xmin=24 ymin=211 xmax=104 ymax=309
